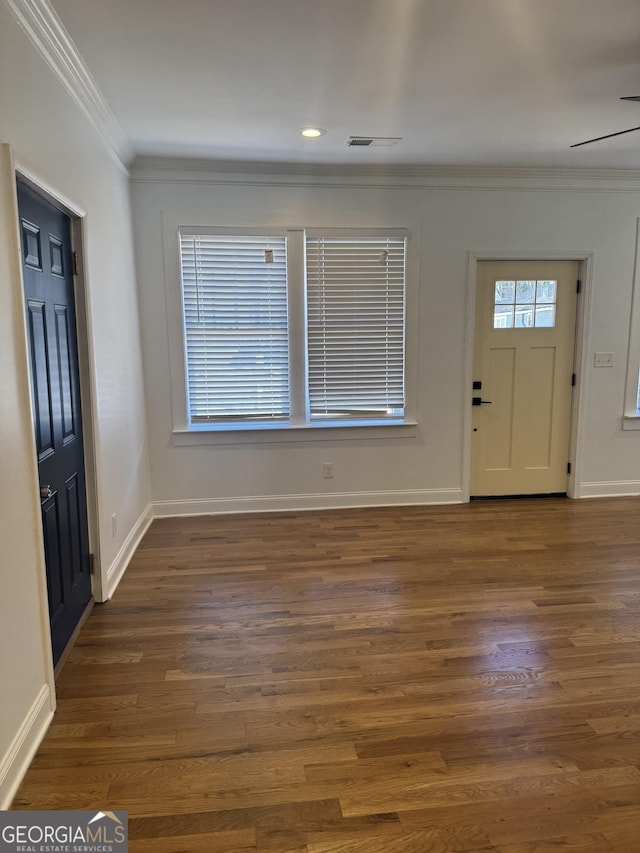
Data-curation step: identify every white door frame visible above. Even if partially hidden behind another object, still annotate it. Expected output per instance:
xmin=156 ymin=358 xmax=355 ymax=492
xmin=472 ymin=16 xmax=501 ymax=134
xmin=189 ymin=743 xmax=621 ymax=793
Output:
xmin=11 ymin=154 xmax=103 ymax=630
xmin=462 ymin=250 xmax=594 ymax=502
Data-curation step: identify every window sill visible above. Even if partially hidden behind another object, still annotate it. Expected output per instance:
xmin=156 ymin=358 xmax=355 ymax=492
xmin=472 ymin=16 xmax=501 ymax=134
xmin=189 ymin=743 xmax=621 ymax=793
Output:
xmin=622 ymin=415 xmax=640 ymax=431
xmin=172 ymin=421 xmax=418 ymax=445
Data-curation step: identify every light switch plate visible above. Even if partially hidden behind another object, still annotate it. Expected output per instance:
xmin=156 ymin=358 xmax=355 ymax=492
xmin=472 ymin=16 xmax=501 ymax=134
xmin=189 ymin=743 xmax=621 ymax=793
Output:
xmin=594 ymin=352 xmax=614 ymax=367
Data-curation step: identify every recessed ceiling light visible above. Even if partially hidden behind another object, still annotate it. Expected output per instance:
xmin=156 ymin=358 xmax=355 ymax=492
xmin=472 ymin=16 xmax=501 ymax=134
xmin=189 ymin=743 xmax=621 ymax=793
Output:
xmin=300 ymin=127 xmax=326 ymax=138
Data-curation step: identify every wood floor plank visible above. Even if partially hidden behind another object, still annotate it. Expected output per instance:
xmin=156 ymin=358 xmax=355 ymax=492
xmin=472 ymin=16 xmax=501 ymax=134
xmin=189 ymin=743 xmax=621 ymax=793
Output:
xmin=306 ymin=826 xmax=494 ymax=852
xmin=128 ymin=827 xmax=256 ymax=852
xmin=496 ymin=836 xmax=616 ymax=852
xmin=12 ymin=498 xmax=640 ymax=851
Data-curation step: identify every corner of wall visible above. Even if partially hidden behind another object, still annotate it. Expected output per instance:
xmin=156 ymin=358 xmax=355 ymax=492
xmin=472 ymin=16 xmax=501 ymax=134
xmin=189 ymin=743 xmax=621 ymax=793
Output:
xmin=104 ymin=502 xmax=154 ymax=601
xmin=0 ymin=684 xmax=55 ymax=809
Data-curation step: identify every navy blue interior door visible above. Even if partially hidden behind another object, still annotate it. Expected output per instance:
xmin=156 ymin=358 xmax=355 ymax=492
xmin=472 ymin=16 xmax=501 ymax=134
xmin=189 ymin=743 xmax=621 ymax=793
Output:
xmin=18 ymin=181 xmax=92 ymax=666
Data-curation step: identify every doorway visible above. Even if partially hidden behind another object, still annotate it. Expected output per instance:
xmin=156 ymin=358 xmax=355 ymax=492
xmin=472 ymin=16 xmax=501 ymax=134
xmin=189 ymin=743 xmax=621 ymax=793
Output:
xmin=17 ymin=180 xmax=93 ymax=666
xmin=470 ymin=259 xmax=580 ymax=497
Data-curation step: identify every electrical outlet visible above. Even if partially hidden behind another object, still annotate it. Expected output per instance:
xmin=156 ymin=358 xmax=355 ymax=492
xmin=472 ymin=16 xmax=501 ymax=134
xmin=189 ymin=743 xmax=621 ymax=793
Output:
xmin=322 ymin=462 xmax=334 ymax=479
xmin=111 ymin=513 xmax=117 ymax=538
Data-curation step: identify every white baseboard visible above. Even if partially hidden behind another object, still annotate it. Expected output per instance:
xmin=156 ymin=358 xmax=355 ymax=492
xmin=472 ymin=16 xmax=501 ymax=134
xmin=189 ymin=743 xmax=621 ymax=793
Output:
xmin=105 ymin=502 xmax=153 ymax=600
xmin=152 ymin=488 xmax=463 ymax=517
xmin=578 ymin=480 xmax=640 ymax=498
xmin=0 ymin=684 xmax=54 ymax=808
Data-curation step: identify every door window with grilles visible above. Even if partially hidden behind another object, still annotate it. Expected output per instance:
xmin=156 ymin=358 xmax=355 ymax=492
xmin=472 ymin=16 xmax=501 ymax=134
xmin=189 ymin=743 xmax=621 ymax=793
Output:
xmin=493 ymin=279 xmax=557 ymax=329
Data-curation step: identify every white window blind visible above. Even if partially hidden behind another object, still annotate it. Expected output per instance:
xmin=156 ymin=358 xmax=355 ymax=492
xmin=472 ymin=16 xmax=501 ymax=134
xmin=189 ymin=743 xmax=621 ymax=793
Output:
xmin=179 ymin=233 xmax=289 ymax=424
xmin=306 ymin=235 xmax=406 ymax=420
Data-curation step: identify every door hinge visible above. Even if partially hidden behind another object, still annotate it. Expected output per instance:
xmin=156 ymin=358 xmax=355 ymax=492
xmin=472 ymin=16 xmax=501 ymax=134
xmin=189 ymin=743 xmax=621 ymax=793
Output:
xmin=567 ymin=462 xmax=572 ymax=475
xmin=576 ymin=279 xmax=581 ymax=294
xmin=571 ymin=373 xmax=576 ymax=386
xmin=89 ymin=553 xmax=96 ymax=575
xmin=72 ymin=252 xmax=79 ymax=275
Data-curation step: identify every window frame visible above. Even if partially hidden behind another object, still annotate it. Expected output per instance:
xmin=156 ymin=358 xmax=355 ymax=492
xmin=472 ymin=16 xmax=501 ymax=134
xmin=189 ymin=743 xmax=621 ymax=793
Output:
xmin=162 ymin=214 xmax=418 ymax=445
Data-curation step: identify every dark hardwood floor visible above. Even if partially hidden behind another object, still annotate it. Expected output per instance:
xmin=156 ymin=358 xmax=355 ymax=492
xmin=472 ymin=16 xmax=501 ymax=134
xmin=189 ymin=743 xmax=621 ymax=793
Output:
xmin=13 ymin=497 xmax=640 ymax=851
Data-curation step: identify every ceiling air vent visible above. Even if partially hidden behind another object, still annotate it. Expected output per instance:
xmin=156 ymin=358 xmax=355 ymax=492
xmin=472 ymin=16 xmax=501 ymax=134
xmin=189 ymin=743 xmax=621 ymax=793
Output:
xmin=347 ymin=136 xmax=402 ymax=148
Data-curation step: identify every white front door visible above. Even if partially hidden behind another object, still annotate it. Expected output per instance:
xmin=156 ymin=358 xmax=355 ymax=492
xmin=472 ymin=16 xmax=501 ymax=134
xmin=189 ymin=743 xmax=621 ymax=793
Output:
xmin=471 ymin=260 xmax=578 ymax=497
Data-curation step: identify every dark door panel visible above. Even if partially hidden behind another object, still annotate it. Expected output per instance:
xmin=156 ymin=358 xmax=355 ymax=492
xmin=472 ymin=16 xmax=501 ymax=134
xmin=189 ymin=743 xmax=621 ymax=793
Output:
xmin=18 ymin=182 xmax=92 ymax=665
xmin=26 ymin=299 xmax=55 ymax=459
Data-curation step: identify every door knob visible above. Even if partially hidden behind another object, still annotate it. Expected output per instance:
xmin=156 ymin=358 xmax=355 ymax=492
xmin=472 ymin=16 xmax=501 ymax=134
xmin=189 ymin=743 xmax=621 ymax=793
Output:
xmin=472 ymin=397 xmax=493 ymax=406
xmin=40 ymin=485 xmax=53 ymax=499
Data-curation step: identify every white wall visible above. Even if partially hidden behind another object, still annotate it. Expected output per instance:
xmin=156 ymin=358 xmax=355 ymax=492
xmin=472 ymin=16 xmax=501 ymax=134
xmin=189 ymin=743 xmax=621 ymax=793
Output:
xmin=0 ymin=1 xmax=151 ymax=805
xmin=131 ymin=163 xmax=640 ymax=511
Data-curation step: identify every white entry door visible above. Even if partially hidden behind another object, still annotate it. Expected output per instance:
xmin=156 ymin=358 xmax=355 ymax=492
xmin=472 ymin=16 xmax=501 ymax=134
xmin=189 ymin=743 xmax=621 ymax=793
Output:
xmin=471 ymin=260 xmax=579 ymax=497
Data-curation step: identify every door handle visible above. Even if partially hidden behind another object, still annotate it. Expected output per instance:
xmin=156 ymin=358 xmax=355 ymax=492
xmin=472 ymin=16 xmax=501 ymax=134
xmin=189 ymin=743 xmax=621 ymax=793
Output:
xmin=40 ymin=484 xmax=53 ymax=499
xmin=472 ymin=397 xmax=493 ymax=406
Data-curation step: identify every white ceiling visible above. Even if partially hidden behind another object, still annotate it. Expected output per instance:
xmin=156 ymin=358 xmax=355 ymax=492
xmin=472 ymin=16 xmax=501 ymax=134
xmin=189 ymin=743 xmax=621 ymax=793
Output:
xmin=50 ymin=0 xmax=640 ymax=169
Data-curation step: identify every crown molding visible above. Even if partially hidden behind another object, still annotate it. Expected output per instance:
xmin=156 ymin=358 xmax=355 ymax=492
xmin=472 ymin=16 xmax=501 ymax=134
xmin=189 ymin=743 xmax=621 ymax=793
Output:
xmin=6 ymin=0 xmax=133 ymax=170
xmin=131 ymin=155 xmax=640 ymax=192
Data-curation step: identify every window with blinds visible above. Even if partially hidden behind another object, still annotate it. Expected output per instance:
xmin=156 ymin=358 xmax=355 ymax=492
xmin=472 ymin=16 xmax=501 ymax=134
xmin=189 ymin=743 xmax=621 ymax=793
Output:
xmin=179 ymin=233 xmax=289 ymax=424
xmin=305 ymin=236 xmax=406 ymax=421
xmin=177 ymin=228 xmax=408 ymax=430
